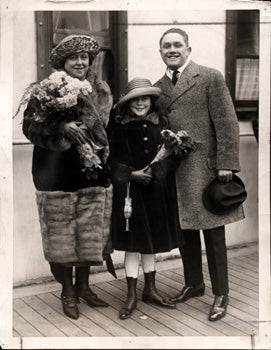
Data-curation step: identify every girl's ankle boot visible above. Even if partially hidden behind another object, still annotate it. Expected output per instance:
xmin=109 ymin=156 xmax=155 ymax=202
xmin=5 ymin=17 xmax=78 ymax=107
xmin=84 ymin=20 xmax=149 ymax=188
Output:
xmin=119 ymin=277 xmax=137 ymax=319
xmin=142 ymin=271 xmax=176 ymax=308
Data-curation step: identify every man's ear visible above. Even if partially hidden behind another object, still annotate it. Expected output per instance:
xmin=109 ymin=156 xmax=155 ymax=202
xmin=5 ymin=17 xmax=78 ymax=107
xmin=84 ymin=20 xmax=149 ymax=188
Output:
xmin=159 ymin=48 xmax=163 ymax=58
xmin=188 ymin=47 xmax=192 ymax=55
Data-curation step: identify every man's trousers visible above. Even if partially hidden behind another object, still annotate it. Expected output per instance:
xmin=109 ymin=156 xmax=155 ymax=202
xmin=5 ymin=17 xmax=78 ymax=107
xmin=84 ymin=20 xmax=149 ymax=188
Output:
xmin=179 ymin=226 xmax=229 ymax=296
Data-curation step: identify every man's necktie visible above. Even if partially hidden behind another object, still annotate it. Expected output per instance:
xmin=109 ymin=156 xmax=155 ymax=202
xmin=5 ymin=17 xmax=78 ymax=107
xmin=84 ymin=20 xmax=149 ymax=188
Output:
xmin=172 ymin=70 xmax=180 ymax=85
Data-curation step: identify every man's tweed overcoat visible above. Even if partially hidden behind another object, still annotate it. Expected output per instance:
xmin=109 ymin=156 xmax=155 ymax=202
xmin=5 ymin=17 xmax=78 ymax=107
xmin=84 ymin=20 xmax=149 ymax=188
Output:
xmin=154 ymin=60 xmax=245 ymax=230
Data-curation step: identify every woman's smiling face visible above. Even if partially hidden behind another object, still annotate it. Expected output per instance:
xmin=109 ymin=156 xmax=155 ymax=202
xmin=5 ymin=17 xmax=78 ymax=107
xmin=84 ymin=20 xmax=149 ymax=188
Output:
xmin=64 ymin=51 xmax=90 ymax=80
xmin=129 ymin=96 xmax=151 ymax=118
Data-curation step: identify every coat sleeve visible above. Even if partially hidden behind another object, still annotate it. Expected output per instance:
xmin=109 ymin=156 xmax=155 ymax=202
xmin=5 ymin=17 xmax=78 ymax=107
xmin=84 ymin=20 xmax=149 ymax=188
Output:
xmin=150 ymin=155 xmax=180 ymax=180
xmin=208 ymin=70 xmax=240 ymax=172
xmin=108 ymin=126 xmax=135 ymax=185
xmin=22 ymin=99 xmax=72 ymax=152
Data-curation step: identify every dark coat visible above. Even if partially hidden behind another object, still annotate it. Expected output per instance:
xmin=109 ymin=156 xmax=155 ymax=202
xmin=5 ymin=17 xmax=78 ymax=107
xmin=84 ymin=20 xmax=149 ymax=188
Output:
xmin=23 ymin=100 xmax=110 ymax=192
xmin=22 ymin=75 xmax=114 ymax=265
xmin=155 ymin=60 xmax=245 ymax=230
xmin=22 ymin=73 xmax=113 ymax=192
xmin=109 ymin=112 xmax=184 ymax=254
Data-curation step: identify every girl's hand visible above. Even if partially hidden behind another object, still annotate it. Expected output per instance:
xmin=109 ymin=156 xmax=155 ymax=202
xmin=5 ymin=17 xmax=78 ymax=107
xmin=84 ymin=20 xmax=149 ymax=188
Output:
xmin=143 ymin=165 xmax=152 ymax=176
xmin=130 ymin=168 xmax=152 ymax=185
xmin=63 ymin=121 xmax=89 ymax=146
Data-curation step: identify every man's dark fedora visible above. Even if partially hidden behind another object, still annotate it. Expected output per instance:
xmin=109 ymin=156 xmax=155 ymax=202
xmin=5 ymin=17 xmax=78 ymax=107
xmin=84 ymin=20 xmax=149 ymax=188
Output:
xmin=202 ymin=175 xmax=247 ymax=215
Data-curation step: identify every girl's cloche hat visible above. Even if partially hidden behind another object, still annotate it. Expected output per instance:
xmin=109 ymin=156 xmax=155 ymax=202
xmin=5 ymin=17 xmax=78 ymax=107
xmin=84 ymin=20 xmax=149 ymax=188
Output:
xmin=49 ymin=35 xmax=100 ymax=69
xmin=117 ymin=78 xmax=161 ymax=108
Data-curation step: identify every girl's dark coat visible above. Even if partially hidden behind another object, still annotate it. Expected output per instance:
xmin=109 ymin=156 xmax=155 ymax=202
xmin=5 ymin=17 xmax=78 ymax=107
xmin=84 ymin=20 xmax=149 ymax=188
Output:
xmin=109 ymin=112 xmax=184 ymax=254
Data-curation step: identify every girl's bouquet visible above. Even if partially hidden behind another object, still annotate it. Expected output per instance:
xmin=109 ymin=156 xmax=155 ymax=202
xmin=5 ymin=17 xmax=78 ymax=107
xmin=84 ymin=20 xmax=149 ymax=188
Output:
xmin=15 ymin=71 xmax=109 ymax=179
xmin=124 ymin=129 xmax=196 ymax=231
xmin=150 ymin=129 xmax=196 ymax=165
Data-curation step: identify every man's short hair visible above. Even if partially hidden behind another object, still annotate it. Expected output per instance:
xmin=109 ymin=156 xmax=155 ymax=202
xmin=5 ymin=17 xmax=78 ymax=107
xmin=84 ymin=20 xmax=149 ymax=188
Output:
xmin=159 ymin=28 xmax=189 ymax=47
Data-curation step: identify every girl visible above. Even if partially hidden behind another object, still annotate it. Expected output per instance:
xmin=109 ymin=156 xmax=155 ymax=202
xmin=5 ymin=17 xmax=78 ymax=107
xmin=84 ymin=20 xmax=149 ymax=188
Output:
xmin=109 ymin=77 xmax=185 ymax=319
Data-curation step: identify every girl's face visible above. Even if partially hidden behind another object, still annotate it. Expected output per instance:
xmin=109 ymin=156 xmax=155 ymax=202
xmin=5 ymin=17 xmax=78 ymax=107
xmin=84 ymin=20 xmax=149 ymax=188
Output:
xmin=129 ymin=96 xmax=151 ymax=118
xmin=64 ymin=51 xmax=90 ymax=80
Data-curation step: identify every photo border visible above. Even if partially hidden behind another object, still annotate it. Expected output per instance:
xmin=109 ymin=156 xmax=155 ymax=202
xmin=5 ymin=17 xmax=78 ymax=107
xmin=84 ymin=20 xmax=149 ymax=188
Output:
xmin=1 ymin=0 xmax=270 ymax=349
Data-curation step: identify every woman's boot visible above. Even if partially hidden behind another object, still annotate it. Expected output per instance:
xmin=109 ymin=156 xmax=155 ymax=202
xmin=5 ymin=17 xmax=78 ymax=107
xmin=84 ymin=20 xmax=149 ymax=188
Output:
xmin=61 ymin=266 xmax=79 ymax=320
xmin=142 ymin=271 xmax=176 ymax=308
xmin=75 ymin=266 xmax=108 ymax=307
xmin=50 ymin=262 xmax=65 ymax=284
xmin=119 ymin=277 xmax=137 ymax=319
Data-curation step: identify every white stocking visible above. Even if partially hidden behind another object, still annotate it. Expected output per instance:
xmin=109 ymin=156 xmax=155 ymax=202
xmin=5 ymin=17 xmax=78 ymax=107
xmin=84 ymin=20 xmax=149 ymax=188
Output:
xmin=124 ymin=252 xmax=139 ymax=278
xmin=141 ymin=254 xmax=156 ymax=273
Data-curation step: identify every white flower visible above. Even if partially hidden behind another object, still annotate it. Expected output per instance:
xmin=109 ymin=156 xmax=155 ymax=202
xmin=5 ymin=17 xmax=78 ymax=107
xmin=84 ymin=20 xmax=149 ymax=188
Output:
xmin=17 ymin=70 xmax=93 ymax=117
xmin=40 ymin=78 xmax=50 ymax=88
xmin=58 ymin=86 xmax=70 ymax=96
xmin=36 ymin=89 xmax=49 ymax=101
xmin=56 ymin=94 xmax=78 ymax=108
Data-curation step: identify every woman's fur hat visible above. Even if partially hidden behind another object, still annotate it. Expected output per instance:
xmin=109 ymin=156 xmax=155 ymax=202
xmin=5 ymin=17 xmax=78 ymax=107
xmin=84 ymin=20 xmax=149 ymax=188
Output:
xmin=49 ymin=35 xmax=100 ymax=69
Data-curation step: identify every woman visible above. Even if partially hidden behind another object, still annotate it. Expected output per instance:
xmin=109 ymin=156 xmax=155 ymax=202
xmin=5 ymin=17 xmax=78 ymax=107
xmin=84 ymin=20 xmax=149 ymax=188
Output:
xmin=108 ymin=78 xmax=185 ymax=319
xmin=22 ymin=35 xmax=114 ymax=320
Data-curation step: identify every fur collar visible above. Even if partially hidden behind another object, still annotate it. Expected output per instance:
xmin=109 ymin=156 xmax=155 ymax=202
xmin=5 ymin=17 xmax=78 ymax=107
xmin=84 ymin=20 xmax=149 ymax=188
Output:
xmin=120 ymin=112 xmax=159 ymax=125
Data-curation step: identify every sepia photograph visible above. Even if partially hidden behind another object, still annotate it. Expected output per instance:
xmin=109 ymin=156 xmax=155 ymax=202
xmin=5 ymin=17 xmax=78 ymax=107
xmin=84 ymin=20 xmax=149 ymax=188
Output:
xmin=0 ymin=0 xmax=270 ymax=349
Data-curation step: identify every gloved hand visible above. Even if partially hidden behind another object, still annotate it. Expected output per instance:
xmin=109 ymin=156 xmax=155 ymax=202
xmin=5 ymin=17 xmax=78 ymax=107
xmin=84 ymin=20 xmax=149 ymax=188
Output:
xmin=217 ymin=169 xmax=233 ymax=183
xmin=63 ymin=121 xmax=89 ymax=146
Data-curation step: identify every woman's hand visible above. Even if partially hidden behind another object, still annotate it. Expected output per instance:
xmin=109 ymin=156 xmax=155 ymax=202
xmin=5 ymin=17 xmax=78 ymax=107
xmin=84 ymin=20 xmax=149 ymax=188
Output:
xmin=130 ymin=167 xmax=152 ymax=185
xmin=63 ymin=121 xmax=89 ymax=146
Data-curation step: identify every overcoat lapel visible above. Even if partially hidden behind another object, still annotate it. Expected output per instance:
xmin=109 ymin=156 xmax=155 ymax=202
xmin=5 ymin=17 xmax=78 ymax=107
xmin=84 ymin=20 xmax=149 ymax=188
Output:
xmin=168 ymin=60 xmax=200 ymax=108
xmin=156 ymin=75 xmax=172 ymax=99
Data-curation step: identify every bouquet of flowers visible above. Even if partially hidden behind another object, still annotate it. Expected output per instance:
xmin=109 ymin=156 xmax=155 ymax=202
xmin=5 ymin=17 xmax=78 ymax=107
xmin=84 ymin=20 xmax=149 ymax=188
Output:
xmin=149 ymin=129 xmax=196 ymax=165
xmin=14 ymin=71 xmax=109 ymax=179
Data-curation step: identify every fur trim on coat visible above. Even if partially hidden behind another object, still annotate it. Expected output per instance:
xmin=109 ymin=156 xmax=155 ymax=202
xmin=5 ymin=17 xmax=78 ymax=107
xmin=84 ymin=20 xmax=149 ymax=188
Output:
xmin=36 ymin=185 xmax=113 ymax=264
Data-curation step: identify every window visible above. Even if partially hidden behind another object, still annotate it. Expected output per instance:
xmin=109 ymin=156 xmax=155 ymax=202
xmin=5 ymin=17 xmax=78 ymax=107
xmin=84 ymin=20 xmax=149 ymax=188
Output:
xmin=35 ymin=11 xmax=128 ymax=101
xmin=225 ymin=10 xmax=259 ymax=120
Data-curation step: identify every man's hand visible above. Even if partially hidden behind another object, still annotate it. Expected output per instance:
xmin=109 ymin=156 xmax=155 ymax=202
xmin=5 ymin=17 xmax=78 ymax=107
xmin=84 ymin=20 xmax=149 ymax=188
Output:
xmin=130 ymin=167 xmax=152 ymax=185
xmin=63 ymin=121 xmax=89 ymax=146
xmin=217 ymin=170 xmax=233 ymax=183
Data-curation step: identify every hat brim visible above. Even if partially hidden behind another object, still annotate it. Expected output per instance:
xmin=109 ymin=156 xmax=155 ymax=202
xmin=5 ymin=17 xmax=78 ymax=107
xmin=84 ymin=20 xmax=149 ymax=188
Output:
xmin=202 ymin=175 xmax=247 ymax=215
xmin=116 ymin=87 xmax=161 ymax=108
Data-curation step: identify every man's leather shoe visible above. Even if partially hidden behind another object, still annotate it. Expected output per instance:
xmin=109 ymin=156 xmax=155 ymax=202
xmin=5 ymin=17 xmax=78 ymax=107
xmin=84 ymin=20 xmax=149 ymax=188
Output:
xmin=61 ymin=293 xmax=79 ymax=320
xmin=208 ymin=295 xmax=229 ymax=321
xmin=170 ymin=283 xmax=205 ymax=303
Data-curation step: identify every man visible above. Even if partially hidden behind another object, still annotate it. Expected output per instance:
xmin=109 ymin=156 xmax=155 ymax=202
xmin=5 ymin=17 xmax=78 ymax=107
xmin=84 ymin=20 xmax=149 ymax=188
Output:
xmin=154 ymin=28 xmax=245 ymax=321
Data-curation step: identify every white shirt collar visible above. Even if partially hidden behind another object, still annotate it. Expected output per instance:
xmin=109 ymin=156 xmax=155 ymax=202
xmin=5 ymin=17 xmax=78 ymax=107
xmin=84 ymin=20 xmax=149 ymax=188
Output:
xmin=166 ymin=57 xmax=191 ymax=80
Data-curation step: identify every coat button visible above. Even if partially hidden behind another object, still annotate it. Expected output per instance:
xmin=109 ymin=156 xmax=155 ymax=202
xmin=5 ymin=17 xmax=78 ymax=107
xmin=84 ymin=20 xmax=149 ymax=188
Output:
xmin=142 ymin=124 xmax=147 ymax=128
xmin=144 ymin=150 xmax=149 ymax=154
xmin=143 ymin=137 xmax=148 ymax=141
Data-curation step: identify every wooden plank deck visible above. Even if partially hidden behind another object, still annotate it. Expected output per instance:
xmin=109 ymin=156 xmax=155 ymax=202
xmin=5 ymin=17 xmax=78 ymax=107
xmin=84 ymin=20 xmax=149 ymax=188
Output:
xmin=13 ymin=245 xmax=258 ymax=337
